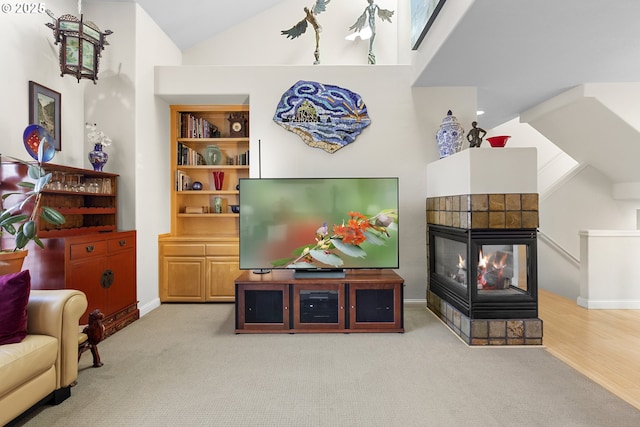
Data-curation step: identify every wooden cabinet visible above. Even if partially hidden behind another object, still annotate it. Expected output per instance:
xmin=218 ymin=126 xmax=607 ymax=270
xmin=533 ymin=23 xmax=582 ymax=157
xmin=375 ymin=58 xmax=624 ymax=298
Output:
xmin=159 ymin=236 xmax=240 ymax=302
xmin=20 ymin=231 xmax=138 ymax=337
xmin=1 ymin=162 xmax=137 ymax=336
xmin=65 ymin=231 xmax=138 ymax=333
xmin=0 ymin=162 xmax=118 ymax=238
xmin=159 ymin=104 xmax=249 ymax=302
xmin=235 ymin=270 xmax=404 ymax=333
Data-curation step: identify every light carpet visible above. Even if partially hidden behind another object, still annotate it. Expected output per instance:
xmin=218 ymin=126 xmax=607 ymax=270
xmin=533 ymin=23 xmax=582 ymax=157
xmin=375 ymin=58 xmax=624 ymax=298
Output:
xmin=15 ymin=303 xmax=640 ymax=427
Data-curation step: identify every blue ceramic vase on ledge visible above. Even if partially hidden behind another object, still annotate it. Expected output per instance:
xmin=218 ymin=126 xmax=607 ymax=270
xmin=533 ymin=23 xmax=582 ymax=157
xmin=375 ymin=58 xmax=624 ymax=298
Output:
xmin=89 ymin=143 xmax=108 ymax=171
xmin=436 ymin=110 xmax=465 ymax=159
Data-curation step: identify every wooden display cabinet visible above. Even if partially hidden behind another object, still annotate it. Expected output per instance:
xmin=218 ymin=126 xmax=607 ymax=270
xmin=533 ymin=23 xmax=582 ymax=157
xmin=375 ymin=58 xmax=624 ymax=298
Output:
xmin=159 ymin=104 xmax=249 ymax=302
xmin=235 ymin=270 xmax=404 ymax=333
xmin=0 ymin=162 xmax=118 ymax=238
xmin=1 ymin=162 xmax=137 ymax=336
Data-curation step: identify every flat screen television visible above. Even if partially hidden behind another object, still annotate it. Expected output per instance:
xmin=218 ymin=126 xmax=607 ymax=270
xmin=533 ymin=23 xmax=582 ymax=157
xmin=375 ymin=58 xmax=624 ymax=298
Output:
xmin=239 ymin=177 xmax=399 ymax=278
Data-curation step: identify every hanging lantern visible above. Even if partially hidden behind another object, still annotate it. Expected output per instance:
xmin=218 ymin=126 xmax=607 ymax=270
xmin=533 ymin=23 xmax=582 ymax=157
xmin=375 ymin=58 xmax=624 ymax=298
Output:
xmin=45 ymin=1 xmax=112 ymax=84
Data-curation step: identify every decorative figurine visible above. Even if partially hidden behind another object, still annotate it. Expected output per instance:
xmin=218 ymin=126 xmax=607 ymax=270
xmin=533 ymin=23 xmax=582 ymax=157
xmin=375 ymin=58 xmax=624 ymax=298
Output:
xmin=281 ymin=0 xmax=331 ymax=65
xmin=348 ymin=0 xmax=394 ymax=65
xmin=466 ymin=121 xmax=487 ymax=148
xmin=436 ymin=110 xmax=465 ymax=158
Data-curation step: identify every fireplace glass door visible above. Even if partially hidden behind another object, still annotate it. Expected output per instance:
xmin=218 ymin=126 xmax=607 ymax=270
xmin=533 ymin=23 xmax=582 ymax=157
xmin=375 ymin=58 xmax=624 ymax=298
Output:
xmin=433 ymin=235 xmax=468 ymax=292
xmin=476 ymin=243 xmax=529 ymax=295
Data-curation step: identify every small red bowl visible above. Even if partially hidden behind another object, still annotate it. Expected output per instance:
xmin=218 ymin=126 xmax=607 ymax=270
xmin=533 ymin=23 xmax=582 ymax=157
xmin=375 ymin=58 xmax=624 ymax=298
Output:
xmin=486 ymin=135 xmax=511 ymax=148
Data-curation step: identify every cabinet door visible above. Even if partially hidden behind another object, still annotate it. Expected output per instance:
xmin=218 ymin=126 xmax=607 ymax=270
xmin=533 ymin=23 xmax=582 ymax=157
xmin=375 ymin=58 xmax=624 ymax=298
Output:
xmin=236 ymin=284 xmax=290 ymax=331
xmin=348 ymin=282 xmax=403 ymax=331
xmin=107 ymin=249 xmax=137 ymax=315
xmin=68 ymin=256 xmax=108 ymax=324
xmin=160 ymin=256 xmax=206 ymax=302
xmin=292 ymin=283 xmax=345 ymax=331
xmin=205 ymin=256 xmax=240 ymax=301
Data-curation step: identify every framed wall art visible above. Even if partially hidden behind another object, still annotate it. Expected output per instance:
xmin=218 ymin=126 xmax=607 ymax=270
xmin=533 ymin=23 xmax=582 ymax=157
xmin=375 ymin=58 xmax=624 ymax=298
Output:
xmin=28 ymin=81 xmax=61 ymax=151
xmin=411 ymin=0 xmax=447 ymax=50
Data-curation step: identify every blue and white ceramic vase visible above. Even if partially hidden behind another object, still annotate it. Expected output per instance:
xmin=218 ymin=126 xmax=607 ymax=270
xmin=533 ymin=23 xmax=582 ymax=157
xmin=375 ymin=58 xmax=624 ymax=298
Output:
xmin=89 ymin=143 xmax=108 ymax=171
xmin=436 ymin=110 xmax=465 ymax=158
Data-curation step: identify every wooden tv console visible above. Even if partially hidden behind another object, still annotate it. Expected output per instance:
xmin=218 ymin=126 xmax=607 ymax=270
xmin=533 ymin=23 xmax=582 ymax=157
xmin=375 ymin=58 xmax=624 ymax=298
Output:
xmin=234 ymin=269 xmax=404 ymax=333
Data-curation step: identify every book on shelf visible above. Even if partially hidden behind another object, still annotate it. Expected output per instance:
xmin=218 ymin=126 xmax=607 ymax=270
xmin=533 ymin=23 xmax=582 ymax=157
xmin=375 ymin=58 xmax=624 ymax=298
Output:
xmin=177 ymin=142 xmax=205 ymax=165
xmin=176 ymin=170 xmax=193 ymax=191
xmin=179 ymin=113 xmax=219 ymax=138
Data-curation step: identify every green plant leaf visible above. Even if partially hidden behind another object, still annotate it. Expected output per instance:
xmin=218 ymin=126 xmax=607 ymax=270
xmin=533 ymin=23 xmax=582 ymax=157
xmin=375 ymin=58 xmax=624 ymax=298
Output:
xmin=331 ymin=239 xmax=367 ymax=257
xmin=22 ymin=220 xmax=36 ymax=239
xmin=15 ymin=230 xmax=29 ymax=249
xmin=41 ymin=206 xmax=66 ymax=225
xmin=363 ymin=230 xmax=386 ymax=246
xmin=33 ymin=235 xmax=44 ymax=249
xmin=0 ymin=213 xmax=27 ymax=227
xmin=309 ymin=249 xmax=344 ymax=267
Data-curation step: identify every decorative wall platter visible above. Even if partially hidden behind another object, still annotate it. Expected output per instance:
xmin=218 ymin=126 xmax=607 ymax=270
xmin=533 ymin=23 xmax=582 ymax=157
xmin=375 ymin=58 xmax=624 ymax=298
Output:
xmin=273 ymin=80 xmax=371 ymax=153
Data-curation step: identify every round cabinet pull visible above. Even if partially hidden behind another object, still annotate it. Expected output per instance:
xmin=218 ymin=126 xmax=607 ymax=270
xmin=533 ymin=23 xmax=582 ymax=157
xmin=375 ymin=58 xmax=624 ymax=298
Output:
xmin=86 ymin=245 xmax=94 ymax=253
xmin=119 ymin=240 xmax=126 ymax=247
xmin=100 ymin=269 xmax=115 ymax=288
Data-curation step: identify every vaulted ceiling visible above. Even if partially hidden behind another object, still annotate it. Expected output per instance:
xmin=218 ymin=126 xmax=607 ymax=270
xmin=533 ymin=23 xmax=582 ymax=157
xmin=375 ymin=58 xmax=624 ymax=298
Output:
xmin=90 ymin=0 xmax=640 ymax=128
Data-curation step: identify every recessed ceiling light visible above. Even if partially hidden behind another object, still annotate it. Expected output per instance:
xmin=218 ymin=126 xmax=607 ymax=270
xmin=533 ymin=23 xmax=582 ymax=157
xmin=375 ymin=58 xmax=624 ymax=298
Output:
xmin=476 ymin=110 xmax=485 ymax=116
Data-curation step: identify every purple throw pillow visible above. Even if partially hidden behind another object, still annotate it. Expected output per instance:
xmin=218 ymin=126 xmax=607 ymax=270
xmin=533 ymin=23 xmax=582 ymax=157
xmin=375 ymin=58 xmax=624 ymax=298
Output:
xmin=0 ymin=269 xmax=31 ymax=345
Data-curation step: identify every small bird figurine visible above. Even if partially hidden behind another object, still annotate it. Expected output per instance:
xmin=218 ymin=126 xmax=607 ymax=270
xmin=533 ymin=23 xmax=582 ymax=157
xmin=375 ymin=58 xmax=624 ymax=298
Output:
xmin=281 ymin=0 xmax=331 ymax=65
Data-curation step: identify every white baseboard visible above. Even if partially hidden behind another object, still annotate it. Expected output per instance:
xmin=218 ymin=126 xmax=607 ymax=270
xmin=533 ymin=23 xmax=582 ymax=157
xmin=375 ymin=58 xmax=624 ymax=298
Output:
xmin=139 ymin=298 xmax=161 ymax=317
xmin=404 ymin=298 xmax=427 ymax=305
xmin=577 ymin=296 xmax=640 ymax=309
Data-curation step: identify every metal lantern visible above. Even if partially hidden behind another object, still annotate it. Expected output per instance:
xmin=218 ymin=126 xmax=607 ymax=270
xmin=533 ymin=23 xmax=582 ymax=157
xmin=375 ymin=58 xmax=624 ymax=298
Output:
xmin=45 ymin=5 xmax=112 ymax=84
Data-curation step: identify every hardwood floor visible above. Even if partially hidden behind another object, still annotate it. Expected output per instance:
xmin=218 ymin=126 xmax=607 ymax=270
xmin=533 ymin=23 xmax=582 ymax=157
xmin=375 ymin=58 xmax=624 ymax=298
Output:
xmin=539 ymin=289 xmax=640 ymax=410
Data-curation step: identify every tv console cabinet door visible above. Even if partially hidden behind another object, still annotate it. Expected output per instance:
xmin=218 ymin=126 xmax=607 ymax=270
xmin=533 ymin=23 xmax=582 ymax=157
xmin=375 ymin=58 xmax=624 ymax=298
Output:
xmin=292 ymin=282 xmax=345 ymax=331
xmin=235 ymin=284 xmax=290 ymax=332
xmin=348 ymin=282 xmax=403 ymax=331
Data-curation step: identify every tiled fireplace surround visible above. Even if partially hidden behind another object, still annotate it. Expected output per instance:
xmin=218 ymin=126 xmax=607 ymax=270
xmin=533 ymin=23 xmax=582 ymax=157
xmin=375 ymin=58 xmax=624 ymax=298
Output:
xmin=426 ymin=148 xmax=543 ymax=346
xmin=426 ymin=193 xmax=543 ymax=345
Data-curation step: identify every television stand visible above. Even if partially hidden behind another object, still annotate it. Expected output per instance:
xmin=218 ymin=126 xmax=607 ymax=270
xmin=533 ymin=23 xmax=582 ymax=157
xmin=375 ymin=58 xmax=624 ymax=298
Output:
xmin=234 ymin=269 xmax=404 ymax=333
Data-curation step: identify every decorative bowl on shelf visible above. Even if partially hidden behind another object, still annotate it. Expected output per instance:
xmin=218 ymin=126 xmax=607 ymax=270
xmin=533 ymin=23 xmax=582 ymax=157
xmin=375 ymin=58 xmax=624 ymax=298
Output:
xmin=229 ymin=205 xmax=240 ymax=213
xmin=486 ymin=135 xmax=511 ymax=148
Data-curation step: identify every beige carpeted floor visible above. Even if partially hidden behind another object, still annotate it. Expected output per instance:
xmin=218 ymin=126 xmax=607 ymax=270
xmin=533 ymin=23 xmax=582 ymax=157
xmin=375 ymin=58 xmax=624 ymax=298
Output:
xmin=14 ymin=303 xmax=640 ymax=427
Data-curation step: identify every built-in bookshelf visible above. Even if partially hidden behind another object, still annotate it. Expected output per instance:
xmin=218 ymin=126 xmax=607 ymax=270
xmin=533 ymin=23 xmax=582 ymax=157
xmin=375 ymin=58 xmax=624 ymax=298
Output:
xmin=159 ymin=105 xmax=249 ymax=302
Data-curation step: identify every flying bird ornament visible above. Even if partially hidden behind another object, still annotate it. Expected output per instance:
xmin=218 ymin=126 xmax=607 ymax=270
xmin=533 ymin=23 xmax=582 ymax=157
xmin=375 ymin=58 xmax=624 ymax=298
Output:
xmin=281 ymin=0 xmax=331 ymax=64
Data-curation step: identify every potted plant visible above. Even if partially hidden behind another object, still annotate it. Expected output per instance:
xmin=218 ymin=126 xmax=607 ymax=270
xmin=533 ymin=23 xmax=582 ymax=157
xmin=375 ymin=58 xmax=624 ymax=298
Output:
xmin=0 ymin=127 xmax=65 ymax=274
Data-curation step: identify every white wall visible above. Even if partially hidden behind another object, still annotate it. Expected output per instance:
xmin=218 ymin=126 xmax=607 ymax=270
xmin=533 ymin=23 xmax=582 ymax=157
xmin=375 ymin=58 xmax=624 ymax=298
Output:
xmin=156 ymin=64 xmax=476 ymax=301
xmin=0 ymin=0 xmax=86 ymax=165
xmin=82 ymin=2 xmax=181 ymax=314
xmin=132 ymin=6 xmax=182 ymax=315
xmin=183 ymin=0 xmax=399 ymax=66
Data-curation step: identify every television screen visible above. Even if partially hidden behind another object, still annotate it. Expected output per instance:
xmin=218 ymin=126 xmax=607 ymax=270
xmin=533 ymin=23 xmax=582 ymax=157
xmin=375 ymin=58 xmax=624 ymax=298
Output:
xmin=239 ymin=178 xmax=399 ymax=273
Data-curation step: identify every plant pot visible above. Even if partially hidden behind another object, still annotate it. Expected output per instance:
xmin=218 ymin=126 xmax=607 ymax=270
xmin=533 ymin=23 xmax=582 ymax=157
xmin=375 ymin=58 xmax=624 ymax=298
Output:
xmin=0 ymin=250 xmax=28 ymax=276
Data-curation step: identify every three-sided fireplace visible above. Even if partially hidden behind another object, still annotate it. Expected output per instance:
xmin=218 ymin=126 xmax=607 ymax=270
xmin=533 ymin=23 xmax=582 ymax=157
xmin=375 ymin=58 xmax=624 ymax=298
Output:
xmin=429 ymin=225 xmax=538 ymax=319
xmin=426 ymin=192 xmax=543 ymax=345
xmin=426 ymin=148 xmax=543 ymax=345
